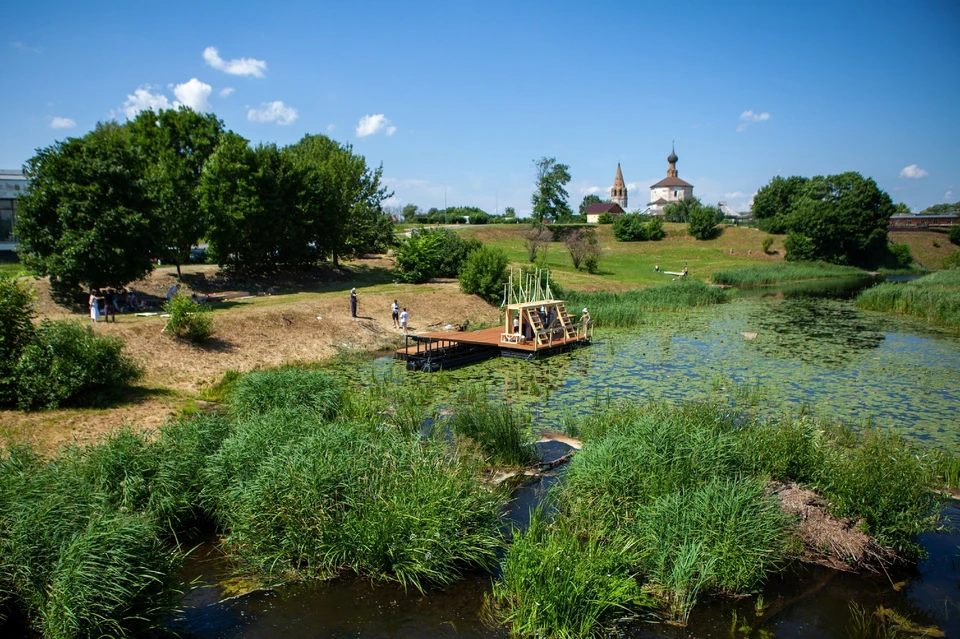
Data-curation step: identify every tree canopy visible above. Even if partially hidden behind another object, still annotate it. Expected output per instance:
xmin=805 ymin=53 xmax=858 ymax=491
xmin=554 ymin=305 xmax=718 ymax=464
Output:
xmin=752 ymin=172 xmax=896 ymax=266
xmin=531 ymin=157 xmax=572 ymax=223
xmin=579 ymin=194 xmax=603 ymax=216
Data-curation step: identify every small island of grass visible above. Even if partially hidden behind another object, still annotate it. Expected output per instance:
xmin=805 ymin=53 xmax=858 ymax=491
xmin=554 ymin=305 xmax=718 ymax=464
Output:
xmin=856 ymin=269 xmax=960 ymax=329
xmin=711 ymin=262 xmax=869 ymax=287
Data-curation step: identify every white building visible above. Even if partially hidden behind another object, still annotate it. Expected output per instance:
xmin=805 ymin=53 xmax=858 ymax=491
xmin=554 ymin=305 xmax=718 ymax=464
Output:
xmin=0 ymin=170 xmax=28 ymax=251
xmin=646 ymin=146 xmax=693 ymax=216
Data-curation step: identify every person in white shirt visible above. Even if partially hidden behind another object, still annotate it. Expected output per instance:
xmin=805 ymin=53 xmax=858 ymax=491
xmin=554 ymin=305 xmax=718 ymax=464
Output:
xmin=399 ymin=308 xmax=409 ymax=334
xmin=391 ymin=300 xmax=400 ymax=328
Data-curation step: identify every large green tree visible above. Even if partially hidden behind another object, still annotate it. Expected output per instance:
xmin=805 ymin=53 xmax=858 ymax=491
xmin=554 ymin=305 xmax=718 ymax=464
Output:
xmin=663 ymin=196 xmax=703 ymax=223
xmin=578 ymin=194 xmax=603 ymax=216
xmin=15 ymin=123 xmax=158 ymax=294
xmin=129 ymin=108 xmax=223 ymax=278
xmin=531 ymin=157 xmax=572 ymax=223
xmin=751 ymin=176 xmax=809 ymax=220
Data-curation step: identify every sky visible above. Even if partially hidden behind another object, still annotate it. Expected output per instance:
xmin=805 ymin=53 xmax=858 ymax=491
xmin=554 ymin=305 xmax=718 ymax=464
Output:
xmin=2 ymin=0 xmax=959 ymax=216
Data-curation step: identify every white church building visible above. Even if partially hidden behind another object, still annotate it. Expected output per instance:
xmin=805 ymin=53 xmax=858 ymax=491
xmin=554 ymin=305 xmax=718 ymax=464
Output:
xmin=645 ymin=145 xmax=693 ymax=216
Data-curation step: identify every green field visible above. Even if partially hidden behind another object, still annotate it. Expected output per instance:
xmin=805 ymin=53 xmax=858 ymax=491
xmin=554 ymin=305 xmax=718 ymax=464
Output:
xmin=461 ymin=223 xmax=788 ymax=289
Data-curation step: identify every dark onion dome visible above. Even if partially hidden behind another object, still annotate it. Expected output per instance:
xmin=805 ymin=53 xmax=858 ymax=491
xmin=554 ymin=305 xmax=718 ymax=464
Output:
xmin=667 ymin=148 xmax=678 ymax=164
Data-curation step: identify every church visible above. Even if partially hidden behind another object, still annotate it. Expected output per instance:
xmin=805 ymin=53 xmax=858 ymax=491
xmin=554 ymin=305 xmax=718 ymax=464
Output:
xmin=595 ymin=147 xmax=694 ymax=219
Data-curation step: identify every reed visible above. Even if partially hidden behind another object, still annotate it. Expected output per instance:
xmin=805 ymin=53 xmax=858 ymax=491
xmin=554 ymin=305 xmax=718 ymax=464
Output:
xmin=565 ymin=280 xmax=729 ymax=328
xmin=855 ymin=269 xmax=960 ymax=329
xmin=447 ymin=385 xmax=536 ymax=466
xmin=711 ymin=262 xmax=867 ymax=286
xmin=491 ymin=508 xmax=648 ymax=639
xmin=227 ymin=367 xmax=344 ymax=419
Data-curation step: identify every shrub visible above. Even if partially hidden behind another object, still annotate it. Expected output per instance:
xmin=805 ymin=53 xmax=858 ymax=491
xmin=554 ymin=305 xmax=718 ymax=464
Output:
xmin=784 ymin=233 xmax=819 ymax=262
xmin=762 ymin=236 xmax=774 ymax=254
xmin=888 ymin=242 xmax=913 ymax=267
xmin=228 ymin=367 xmax=343 ymax=419
xmin=163 ymin=293 xmax=213 ymax=342
xmin=564 ymin=228 xmax=601 ymax=271
xmin=949 ymin=224 xmax=960 ymax=246
xmin=597 ymin=212 xmax=613 ymax=224
xmin=688 ymin=205 xmax=720 ymax=240
xmin=0 ymin=277 xmax=36 ymax=406
xmin=15 ymin=320 xmax=143 ymax=410
xmin=523 ymin=224 xmax=552 ymax=262
xmin=612 ymin=214 xmax=648 ymax=241
xmin=394 ymin=228 xmax=480 ymax=282
xmin=458 ymin=245 xmax=509 ymax=304
xmin=645 ymin=216 xmax=666 ymax=240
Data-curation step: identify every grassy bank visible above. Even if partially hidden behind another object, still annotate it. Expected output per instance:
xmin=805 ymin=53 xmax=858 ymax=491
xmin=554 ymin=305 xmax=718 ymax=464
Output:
xmin=492 ymin=401 xmax=943 ymax=637
xmin=711 ymin=262 xmax=868 ymax=286
xmin=855 ymin=269 xmax=960 ymax=329
xmin=564 ymin=280 xmax=730 ymax=327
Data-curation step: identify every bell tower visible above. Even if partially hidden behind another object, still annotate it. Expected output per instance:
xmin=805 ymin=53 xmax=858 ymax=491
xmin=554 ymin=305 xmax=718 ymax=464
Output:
xmin=610 ymin=163 xmax=628 ymax=209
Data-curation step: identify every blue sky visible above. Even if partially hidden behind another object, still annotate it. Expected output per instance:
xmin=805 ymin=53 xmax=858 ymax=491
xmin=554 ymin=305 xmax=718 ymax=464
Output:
xmin=3 ymin=0 xmax=958 ymax=215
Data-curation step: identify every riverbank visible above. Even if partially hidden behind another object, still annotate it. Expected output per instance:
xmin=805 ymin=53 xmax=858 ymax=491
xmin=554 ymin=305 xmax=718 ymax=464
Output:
xmin=855 ymin=269 xmax=960 ymax=329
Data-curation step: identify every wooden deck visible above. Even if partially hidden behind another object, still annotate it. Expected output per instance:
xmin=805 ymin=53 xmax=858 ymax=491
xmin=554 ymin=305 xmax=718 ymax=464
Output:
xmin=394 ymin=326 xmax=586 ymax=359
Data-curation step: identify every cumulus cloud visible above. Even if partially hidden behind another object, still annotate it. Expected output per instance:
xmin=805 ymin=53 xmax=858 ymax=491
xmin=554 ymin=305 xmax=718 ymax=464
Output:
xmin=172 ymin=78 xmax=212 ymax=112
xmin=122 ymin=87 xmax=172 ymax=119
xmin=327 ymin=123 xmax=336 ymax=132
xmin=356 ymin=114 xmax=396 ymax=137
xmin=899 ymin=164 xmax=928 ymax=179
xmin=203 ymin=46 xmax=267 ymax=78
xmin=247 ymin=101 xmax=298 ymax=125
xmin=579 ymin=186 xmax=604 ymax=195
xmin=737 ymin=110 xmax=771 ymax=132
xmin=219 ymin=87 xmax=235 ymax=97
xmin=49 ymin=116 xmax=76 ymax=129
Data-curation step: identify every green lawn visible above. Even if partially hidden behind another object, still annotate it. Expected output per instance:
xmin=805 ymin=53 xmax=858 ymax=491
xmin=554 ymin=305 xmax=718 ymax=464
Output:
xmin=460 ymin=224 xmax=787 ymax=289
xmin=0 ymin=262 xmax=28 ymax=278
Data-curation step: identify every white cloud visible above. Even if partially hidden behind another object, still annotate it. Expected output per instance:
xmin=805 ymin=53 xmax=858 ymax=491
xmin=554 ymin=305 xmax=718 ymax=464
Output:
xmin=737 ymin=110 xmax=771 ymax=132
xmin=219 ymin=87 xmax=235 ymax=97
xmin=579 ymin=186 xmax=604 ymax=195
xmin=724 ymin=191 xmax=747 ymax=199
xmin=327 ymin=123 xmax=336 ymax=132
xmin=899 ymin=164 xmax=928 ymax=179
xmin=203 ymin=46 xmax=267 ymax=78
xmin=12 ymin=41 xmax=41 ymax=53
xmin=247 ymin=101 xmax=298 ymax=125
xmin=946 ymin=190 xmax=953 ymax=200
xmin=49 ymin=116 xmax=76 ymax=129
xmin=122 ymin=86 xmax=172 ymax=119
xmin=172 ymin=78 xmax=212 ymax=112
xmin=356 ymin=113 xmax=396 ymax=137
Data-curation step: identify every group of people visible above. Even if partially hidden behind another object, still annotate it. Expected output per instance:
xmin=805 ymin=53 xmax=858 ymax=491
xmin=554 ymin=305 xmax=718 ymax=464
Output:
xmin=88 ymin=288 xmax=148 ymax=322
xmin=349 ymin=289 xmax=410 ymax=334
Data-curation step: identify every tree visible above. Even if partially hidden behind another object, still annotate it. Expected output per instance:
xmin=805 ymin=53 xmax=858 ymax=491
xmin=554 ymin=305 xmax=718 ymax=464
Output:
xmin=523 ymin=224 xmax=552 ymax=262
xmin=688 ymin=204 xmax=721 ymax=240
xmin=565 ymin=228 xmax=601 ymax=271
xmin=504 ymin=206 xmax=516 ymax=219
xmin=392 ymin=229 xmax=445 ymax=283
xmin=531 ymin=157 xmax=572 ymax=223
xmin=579 ymin=194 xmax=603 ymax=216
xmin=920 ymin=202 xmax=959 ymax=215
xmin=612 ymin=214 xmax=648 ymax=241
xmin=752 ymin=176 xmax=809 ymax=220
xmin=402 ymin=203 xmax=420 ymax=222
xmin=663 ymin=197 xmax=702 ymax=223
xmin=15 ymin=123 xmax=158 ymax=295
xmin=950 ymin=224 xmax=960 ymax=246
xmin=0 ymin=277 xmax=35 ymax=406
xmin=129 ymin=108 xmax=223 ymax=279
xmin=459 ymin=245 xmax=509 ymax=303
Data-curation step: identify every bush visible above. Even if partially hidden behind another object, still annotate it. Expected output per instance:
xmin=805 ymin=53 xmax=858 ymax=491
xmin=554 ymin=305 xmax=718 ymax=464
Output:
xmin=784 ymin=233 xmax=819 ymax=262
xmin=163 ymin=293 xmax=213 ymax=342
xmin=646 ymin=216 xmax=665 ymax=240
xmin=888 ymin=242 xmax=913 ymax=267
xmin=0 ymin=277 xmax=36 ymax=406
xmin=394 ymin=228 xmax=481 ymax=283
xmin=762 ymin=236 xmax=774 ymax=254
xmin=15 ymin=320 xmax=143 ymax=410
xmin=597 ymin=212 xmax=613 ymax=224
xmin=688 ymin=205 xmax=720 ymax=240
xmin=459 ymin=245 xmax=509 ymax=304
xmin=949 ymin=224 xmax=960 ymax=246
xmin=613 ymin=214 xmax=648 ymax=241
xmin=564 ymin=228 xmax=601 ymax=271
xmin=229 ymin=367 xmax=343 ymax=419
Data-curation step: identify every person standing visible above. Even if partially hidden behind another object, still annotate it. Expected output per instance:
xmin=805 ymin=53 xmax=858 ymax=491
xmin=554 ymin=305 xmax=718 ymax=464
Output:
xmin=581 ymin=308 xmax=591 ymax=331
xmin=399 ymin=308 xmax=409 ymax=334
xmin=350 ymin=288 xmax=358 ymax=318
xmin=89 ymin=289 xmax=101 ymax=323
xmin=391 ymin=299 xmax=400 ymax=328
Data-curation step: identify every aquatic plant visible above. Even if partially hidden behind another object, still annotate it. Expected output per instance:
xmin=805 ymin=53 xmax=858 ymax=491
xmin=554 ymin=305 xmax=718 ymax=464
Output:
xmin=492 ymin=508 xmax=649 ymax=639
xmin=711 ymin=262 xmax=866 ymax=286
xmin=447 ymin=385 xmax=536 ymax=466
xmin=564 ymin=280 xmax=729 ymax=328
xmin=227 ymin=366 xmax=343 ymax=419
xmin=855 ymin=269 xmax=960 ymax=329
xmin=210 ymin=421 xmax=506 ymax=590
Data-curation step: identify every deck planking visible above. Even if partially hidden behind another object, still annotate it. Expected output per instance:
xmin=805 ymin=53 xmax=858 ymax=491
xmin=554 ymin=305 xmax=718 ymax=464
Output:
xmin=394 ymin=326 xmax=585 ymax=358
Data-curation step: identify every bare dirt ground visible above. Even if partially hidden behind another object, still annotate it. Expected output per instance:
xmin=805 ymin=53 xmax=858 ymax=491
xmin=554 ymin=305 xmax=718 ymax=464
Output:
xmin=2 ymin=256 xmax=500 ymax=452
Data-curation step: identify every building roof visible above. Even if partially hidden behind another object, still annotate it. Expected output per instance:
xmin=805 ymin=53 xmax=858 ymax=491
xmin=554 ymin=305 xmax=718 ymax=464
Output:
xmin=648 ymin=197 xmax=669 ymax=205
xmin=613 ymin=163 xmax=625 ymax=188
xmin=585 ymin=202 xmax=625 ymax=215
xmin=889 ymin=214 xmax=957 ymax=219
xmin=650 ymin=176 xmax=693 ymax=188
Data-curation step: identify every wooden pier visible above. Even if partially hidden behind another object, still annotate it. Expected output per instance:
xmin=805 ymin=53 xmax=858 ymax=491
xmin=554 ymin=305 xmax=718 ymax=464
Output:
xmin=395 ymin=298 xmax=591 ymax=372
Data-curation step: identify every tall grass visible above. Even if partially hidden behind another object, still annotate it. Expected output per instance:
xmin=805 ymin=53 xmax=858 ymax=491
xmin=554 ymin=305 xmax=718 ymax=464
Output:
xmin=447 ymin=385 xmax=536 ymax=466
xmin=855 ymin=269 xmax=960 ymax=329
xmin=711 ymin=262 xmax=867 ymax=286
xmin=564 ymin=280 xmax=729 ymax=328
xmin=492 ymin=509 xmax=648 ymax=639
xmin=227 ymin=367 xmax=343 ymax=419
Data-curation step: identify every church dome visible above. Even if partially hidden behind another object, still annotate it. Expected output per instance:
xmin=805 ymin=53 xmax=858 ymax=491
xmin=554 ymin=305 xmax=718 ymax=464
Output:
xmin=667 ymin=148 xmax=678 ymax=164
